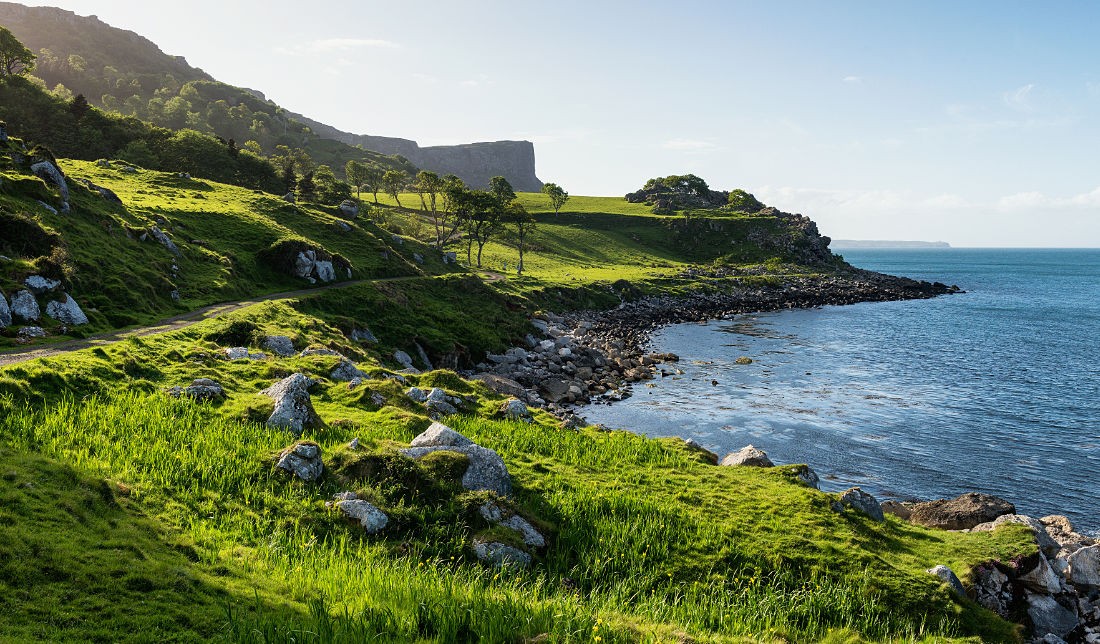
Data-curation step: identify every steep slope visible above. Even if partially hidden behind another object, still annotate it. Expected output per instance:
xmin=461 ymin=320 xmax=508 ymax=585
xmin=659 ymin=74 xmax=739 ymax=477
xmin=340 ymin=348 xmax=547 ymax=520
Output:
xmin=0 ymin=2 xmax=541 ymax=188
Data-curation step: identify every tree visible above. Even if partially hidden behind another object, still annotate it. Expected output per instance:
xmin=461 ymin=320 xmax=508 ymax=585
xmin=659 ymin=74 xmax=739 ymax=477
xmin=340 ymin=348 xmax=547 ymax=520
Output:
xmin=281 ymin=166 xmax=297 ymax=193
xmin=382 ymin=169 xmax=408 ymax=207
xmin=434 ymin=175 xmax=466 ymax=250
xmin=0 ymin=27 xmax=36 ymax=77
xmin=298 ymin=171 xmax=316 ymax=202
xmin=454 ymin=189 xmax=504 ymax=268
xmin=414 ymin=170 xmax=449 ymax=248
xmin=489 ymin=175 xmax=516 ymax=205
xmin=505 ymin=202 xmax=536 ymax=274
xmin=541 ymin=182 xmax=569 ymax=215
xmin=363 ymin=165 xmax=385 ymax=203
xmin=727 ymin=188 xmax=765 ymax=213
xmin=345 ymin=160 xmax=368 ymax=200
xmin=68 ymin=93 xmax=91 ymax=120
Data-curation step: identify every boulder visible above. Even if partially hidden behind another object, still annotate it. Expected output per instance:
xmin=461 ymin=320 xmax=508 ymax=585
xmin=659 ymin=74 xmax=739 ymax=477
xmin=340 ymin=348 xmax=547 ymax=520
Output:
xmin=838 ymin=487 xmax=885 ymax=522
xmin=927 ymin=565 xmax=967 ymax=599
xmin=276 ymin=442 xmax=324 ymax=482
xmin=330 ymin=360 xmax=367 ymax=382
xmin=393 ymin=350 xmax=416 ymax=371
xmin=719 ymin=445 xmax=774 ymax=467
xmin=313 ymin=260 xmax=335 ymax=282
xmin=261 ymin=373 xmax=322 ymax=435
xmin=972 ymin=514 xmax=1060 ymax=557
xmin=23 ymin=275 xmax=60 ymax=294
xmin=224 ymin=347 xmax=265 ymax=361
xmin=401 ymin=424 xmax=511 ymax=496
xmin=406 ymin=387 xmax=429 ymax=403
xmin=338 ymin=200 xmax=359 ymax=218
xmin=30 ymin=160 xmax=70 ymax=204
xmin=881 ymin=501 xmax=913 ymax=520
xmin=480 ymin=503 xmax=545 ymax=548
xmin=792 ymin=464 xmax=820 ymax=489
xmin=10 ymin=290 xmax=39 ymax=322
xmin=17 ymin=326 xmax=46 ymax=339
xmin=336 ymin=500 xmax=388 ymax=534
xmin=1040 ymin=515 xmax=1096 ymax=555
xmin=351 ymin=327 xmax=378 ymax=343
xmin=45 ymin=294 xmax=89 ymax=326
xmin=500 ymin=398 xmax=531 ymax=421
xmin=442 ymin=251 xmax=457 ymax=264
xmin=148 ymin=225 xmax=180 ymax=256
xmin=473 ymin=540 xmax=531 ymax=568
xmin=973 ymin=564 xmax=1012 ymax=614
xmin=300 ymin=347 xmax=341 ymax=358
xmin=908 ymin=493 xmax=1015 ymax=530
xmin=294 ymin=251 xmax=315 ymax=278
xmin=475 ymin=373 xmax=527 ymax=399
xmin=181 ymin=378 xmax=225 ymax=401
xmin=0 ymin=291 xmax=10 ymax=328
xmin=1026 ymin=592 xmax=1078 ymax=640
xmin=1017 ymin=553 xmax=1062 ymax=594
xmin=539 ymin=378 xmax=571 ymax=403
xmin=1067 ymin=545 xmax=1100 ymax=589
xmin=263 ymin=335 xmax=296 ymax=357
xmin=413 ymin=253 xmax=424 ymax=264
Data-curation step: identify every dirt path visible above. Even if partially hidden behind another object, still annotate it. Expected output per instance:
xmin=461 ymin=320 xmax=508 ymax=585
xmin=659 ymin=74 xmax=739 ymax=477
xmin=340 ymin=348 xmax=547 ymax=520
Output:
xmin=0 ymin=276 xmax=421 ymax=367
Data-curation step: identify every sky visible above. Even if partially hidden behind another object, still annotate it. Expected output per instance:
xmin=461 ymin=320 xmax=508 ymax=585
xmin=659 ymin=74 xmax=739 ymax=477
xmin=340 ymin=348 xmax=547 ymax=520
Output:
xmin=20 ymin=0 xmax=1100 ymax=246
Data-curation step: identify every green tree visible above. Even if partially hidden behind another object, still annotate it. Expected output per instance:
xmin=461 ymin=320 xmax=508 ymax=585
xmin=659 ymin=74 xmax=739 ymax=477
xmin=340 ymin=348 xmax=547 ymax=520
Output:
xmin=727 ymin=188 xmax=765 ymax=213
xmin=489 ymin=175 xmax=516 ymax=205
xmin=68 ymin=93 xmax=91 ymax=120
xmin=382 ymin=169 xmax=408 ymax=207
xmin=345 ymin=160 xmax=368 ymax=200
xmin=0 ymin=27 xmax=36 ymax=77
xmin=454 ymin=189 xmax=504 ymax=268
xmin=298 ymin=171 xmax=316 ymax=202
xmin=541 ymin=182 xmax=569 ymax=215
xmin=363 ymin=165 xmax=385 ymax=203
xmin=505 ymin=202 xmax=536 ymax=274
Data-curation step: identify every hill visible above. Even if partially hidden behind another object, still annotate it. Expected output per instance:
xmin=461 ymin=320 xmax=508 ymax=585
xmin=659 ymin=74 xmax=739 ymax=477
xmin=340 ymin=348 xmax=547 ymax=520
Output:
xmin=0 ymin=1 xmax=541 ymax=189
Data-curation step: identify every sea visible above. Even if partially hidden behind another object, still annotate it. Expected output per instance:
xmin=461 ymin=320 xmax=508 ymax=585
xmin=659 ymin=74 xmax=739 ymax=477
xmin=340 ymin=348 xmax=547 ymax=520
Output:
xmin=582 ymin=248 xmax=1100 ymax=534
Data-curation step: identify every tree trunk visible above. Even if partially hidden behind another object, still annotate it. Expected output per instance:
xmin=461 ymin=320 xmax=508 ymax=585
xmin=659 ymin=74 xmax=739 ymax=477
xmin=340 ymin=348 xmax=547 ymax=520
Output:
xmin=476 ymin=241 xmax=485 ymax=268
xmin=517 ymin=246 xmax=524 ymax=274
xmin=466 ymin=240 xmax=473 ymax=266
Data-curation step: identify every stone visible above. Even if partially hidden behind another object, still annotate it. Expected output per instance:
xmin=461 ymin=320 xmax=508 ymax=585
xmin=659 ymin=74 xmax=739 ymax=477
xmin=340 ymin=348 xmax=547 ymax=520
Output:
xmin=120 ymin=165 xmax=138 ymax=173
xmin=1027 ymin=592 xmax=1079 ymax=640
xmin=908 ymin=493 xmax=1015 ymax=530
xmin=261 ymin=374 xmax=322 ymax=435
xmin=539 ymin=378 xmax=571 ymax=403
xmin=183 ymin=378 xmax=225 ymax=401
xmin=23 ymin=275 xmax=61 ymax=294
xmin=881 ymin=501 xmax=913 ymax=520
xmin=18 ymin=326 xmax=46 ymax=338
xmin=719 ymin=445 xmax=774 ymax=467
xmin=473 ymin=540 xmax=531 ymax=568
xmin=336 ymin=500 xmax=388 ymax=534
xmin=410 ymin=422 xmax=473 ymax=448
xmin=276 ymin=442 xmax=324 ymax=482
xmin=792 ymin=464 xmax=820 ymax=489
xmin=973 ymin=564 xmax=1012 ymax=614
xmin=36 ymin=200 xmax=58 ymax=215
xmin=413 ymin=253 xmax=424 ymax=264
xmin=330 ymin=360 xmax=367 ymax=382
xmin=300 ymin=347 xmax=341 ymax=358
xmin=1017 ymin=553 xmax=1062 ymax=594
xmin=10 ymin=290 xmax=39 ymax=322
xmin=148 ymin=225 xmax=180 ymax=256
xmin=972 ymin=514 xmax=1060 ymax=556
xmin=927 ymin=565 xmax=967 ymax=598
xmin=838 ymin=487 xmax=885 ymax=522
xmin=1068 ymin=545 xmax=1100 ymax=589
xmin=500 ymin=398 xmax=531 ymax=421
xmin=224 ymin=347 xmax=264 ymax=361
xmin=45 ymin=294 xmax=89 ymax=326
xmin=294 ymin=251 xmax=315 ymax=278
xmin=313 ymin=260 xmax=335 ymax=282
xmin=426 ymin=399 xmax=459 ymax=416
xmin=351 ymin=327 xmax=378 ymax=343
xmin=30 ymin=160 xmax=69 ymax=205
xmin=282 ymin=191 xmax=296 ymax=203
xmin=1041 ymin=515 xmax=1096 ymax=554
xmin=0 ymin=291 xmax=10 ymax=328
xmin=682 ymin=438 xmax=719 ymax=464
xmin=393 ymin=350 xmax=416 ymax=371
xmin=333 ymin=491 xmax=358 ymax=502
xmin=406 ymin=387 xmax=429 ymax=403
xmin=170 ymin=290 xmax=181 ymax=302
xmin=442 ymin=251 xmax=457 ymax=264
xmin=415 ymin=343 xmax=433 ymax=370
xmin=263 ymin=335 xmax=296 ymax=357
xmin=480 ymin=503 xmax=545 ymax=548
xmin=338 ymin=200 xmax=359 ymax=218
xmin=96 ymin=159 xmax=111 ymax=168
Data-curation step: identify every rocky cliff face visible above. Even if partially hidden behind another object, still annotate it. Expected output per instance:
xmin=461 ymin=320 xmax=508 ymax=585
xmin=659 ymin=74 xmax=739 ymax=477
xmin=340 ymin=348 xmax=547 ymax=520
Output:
xmin=288 ymin=111 xmax=542 ymax=191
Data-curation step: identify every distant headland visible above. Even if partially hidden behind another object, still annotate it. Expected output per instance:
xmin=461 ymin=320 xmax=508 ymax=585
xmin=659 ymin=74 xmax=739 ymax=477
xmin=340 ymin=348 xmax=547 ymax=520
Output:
xmin=831 ymin=240 xmax=952 ymax=249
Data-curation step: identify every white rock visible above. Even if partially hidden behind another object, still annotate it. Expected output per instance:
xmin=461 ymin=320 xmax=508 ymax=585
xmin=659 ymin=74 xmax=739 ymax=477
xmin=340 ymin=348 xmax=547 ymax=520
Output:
xmin=313 ymin=260 xmax=335 ymax=282
xmin=30 ymin=160 xmax=69 ymax=204
xmin=263 ymin=335 xmax=296 ymax=357
xmin=45 ymin=294 xmax=89 ymax=325
xmin=406 ymin=387 xmax=429 ymax=403
xmin=500 ymin=398 xmax=531 ymax=421
xmin=1019 ymin=554 xmax=1063 ymax=594
xmin=393 ymin=350 xmax=416 ymax=371
xmin=17 ymin=326 xmax=46 ymax=338
xmin=330 ymin=360 xmax=367 ymax=382
xmin=837 ymin=487 xmax=885 ymax=522
xmin=1026 ymin=592 xmax=1079 ymax=640
xmin=409 ymin=422 xmax=472 ymax=448
xmin=10 ymin=290 xmax=39 ymax=322
xmin=927 ymin=565 xmax=967 ymax=598
xmin=261 ymin=374 xmax=321 ymax=435
xmin=275 ymin=442 xmax=324 ymax=481
xmin=337 ymin=500 xmax=388 ymax=534
xmin=23 ymin=275 xmax=60 ymax=294
xmin=719 ymin=445 xmax=774 ymax=467
xmin=0 ymin=291 xmax=10 ymax=328
xmin=472 ymin=540 xmax=531 ymax=568
xmin=1068 ymin=545 xmax=1100 ymax=589
xmin=480 ymin=503 xmax=545 ymax=548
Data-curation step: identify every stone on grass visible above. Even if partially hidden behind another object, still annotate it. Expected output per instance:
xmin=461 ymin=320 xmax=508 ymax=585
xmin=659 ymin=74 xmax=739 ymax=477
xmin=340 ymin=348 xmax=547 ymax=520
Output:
xmin=336 ymin=500 xmax=388 ymax=534
xmin=927 ymin=565 xmax=967 ymax=599
xmin=393 ymin=350 xmax=416 ymax=371
xmin=406 ymin=387 xmax=428 ymax=403
xmin=330 ymin=359 xmax=367 ymax=382
xmin=148 ymin=225 xmax=180 ymax=256
xmin=30 ymin=160 xmax=69 ymax=204
xmin=719 ymin=445 xmax=774 ymax=467
xmin=838 ymin=487 xmax=885 ymax=522
xmin=401 ymin=423 xmax=511 ymax=496
xmin=18 ymin=326 xmax=46 ymax=338
xmin=473 ymin=540 xmax=531 ymax=568
xmin=682 ymin=438 xmax=719 ymax=465
xmin=263 ymin=335 xmax=296 ymax=357
xmin=908 ymin=492 xmax=1015 ymax=530
xmin=276 ymin=442 xmax=323 ymax=482
xmin=791 ymin=464 xmax=820 ymax=489
xmin=338 ymin=200 xmax=359 ymax=218
xmin=168 ymin=378 xmax=225 ymax=401
xmin=500 ymin=398 xmax=531 ymax=421
xmin=480 ymin=503 xmax=545 ymax=548
xmin=10 ymin=290 xmax=39 ymax=322
xmin=224 ymin=347 xmax=265 ymax=361
xmin=972 ymin=514 xmax=1060 ymax=556
xmin=23 ymin=275 xmax=60 ymax=294
xmin=1026 ymin=592 xmax=1079 ymax=640
xmin=0 ymin=291 xmax=11 ymax=328
xmin=261 ymin=373 xmax=321 ymax=435
xmin=45 ymin=294 xmax=89 ymax=326
xmin=475 ymin=373 xmax=526 ymax=399
xmin=351 ymin=327 xmax=378 ymax=343
xmin=409 ymin=422 xmax=473 ymax=448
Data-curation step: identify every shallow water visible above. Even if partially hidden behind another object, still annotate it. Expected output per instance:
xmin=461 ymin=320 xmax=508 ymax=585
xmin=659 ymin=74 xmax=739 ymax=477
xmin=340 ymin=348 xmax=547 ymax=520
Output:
xmin=582 ymin=249 xmax=1100 ymax=534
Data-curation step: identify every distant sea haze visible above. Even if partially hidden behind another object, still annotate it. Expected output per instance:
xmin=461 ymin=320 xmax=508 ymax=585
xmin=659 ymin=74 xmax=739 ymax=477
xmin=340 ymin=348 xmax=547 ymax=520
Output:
xmin=830 ymin=240 xmax=951 ymax=249
xmin=584 ymin=248 xmax=1100 ymax=534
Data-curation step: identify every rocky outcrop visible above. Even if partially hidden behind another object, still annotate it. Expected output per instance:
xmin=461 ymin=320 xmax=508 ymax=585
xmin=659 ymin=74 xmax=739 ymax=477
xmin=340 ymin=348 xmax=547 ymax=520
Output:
xmin=23 ymin=275 xmax=60 ymax=294
xmin=10 ymin=290 xmax=39 ymax=322
xmin=275 ymin=442 xmax=323 ymax=481
xmin=44 ymin=294 xmax=89 ymax=326
xmin=836 ymin=487 xmax=885 ymax=522
xmin=336 ymin=499 xmax=388 ymax=534
xmin=0 ymin=290 xmax=11 ymax=328
xmin=720 ymin=445 xmax=774 ymax=467
xmin=400 ymin=422 xmax=512 ymax=496
xmin=263 ymin=335 xmax=296 ymax=357
xmin=908 ymin=493 xmax=1015 ymax=530
xmin=30 ymin=160 xmax=69 ymax=212
xmin=261 ymin=374 xmax=322 ymax=435
xmin=167 ymin=378 xmax=225 ymax=401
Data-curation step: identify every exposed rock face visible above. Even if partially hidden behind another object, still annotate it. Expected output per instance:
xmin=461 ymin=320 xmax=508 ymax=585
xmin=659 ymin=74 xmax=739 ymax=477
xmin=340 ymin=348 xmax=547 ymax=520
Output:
xmin=401 ymin=423 xmax=511 ymax=496
xmin=45 ymin=294 xmax=89 ymax=325
xmin=350 ymin=327 xmax=378 ymax=343
xmin=927 ymin=565 xmax=967 ymax=598
xmin=472 ymin=540 xmax=532 ymax=568
xmin=261 ymin=374 xmax=322 ymax=435
xmin=23 ymin=275 xmax=60 ymax=294
xmin=972 ymin=514 xmax=1060 ymax=557
xmin=336 ymin=500 xmax=388 ymax=534
xmin=719 ymin=445 xmax=774 ymax=468
xmin=10 ymin=290 xmax=39 ymax=322
xmin=837 ymin=487 xmax=885 ymax=521
xmin=908 ymin=492 xmax=1015 ymax=530
xmin=275 ymin=442 xmax=324 ymax=482
xmin=475 ymin=373 xmax=526 ymax=400
xmin=393 ymin=350 xmax=416 ymax=371
xmin=263 ymin=335 xmax=296 ymax=357
xmin=293 ymin=250 xmax=337 ymax=283
xmin=881 ymin=501 xmax=913 ymax=520
xmin=0 ymin=291 xmax=11 ymax=327
xmin=1067 ymin=545 xmax=1100 ymax=588
xmin=30 ymin=160 xmax=70 ymax=207
xmin=1026 ymin=592 xmax=1078 ymax=640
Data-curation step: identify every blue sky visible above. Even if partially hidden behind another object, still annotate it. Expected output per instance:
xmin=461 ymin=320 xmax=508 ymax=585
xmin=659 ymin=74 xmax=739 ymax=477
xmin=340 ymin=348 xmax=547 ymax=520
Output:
xmin=25 ymin=1 xmax=1100 ymax=245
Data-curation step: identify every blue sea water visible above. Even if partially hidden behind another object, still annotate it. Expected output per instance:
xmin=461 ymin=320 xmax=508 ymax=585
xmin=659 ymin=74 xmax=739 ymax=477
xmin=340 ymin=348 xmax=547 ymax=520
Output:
xmin=582 ymin=249 xmax=1100 ymax=534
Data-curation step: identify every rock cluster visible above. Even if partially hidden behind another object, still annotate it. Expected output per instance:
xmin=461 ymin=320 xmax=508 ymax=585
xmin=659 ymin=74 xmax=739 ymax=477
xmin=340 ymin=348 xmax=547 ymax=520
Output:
xmin=166 ymin=378 xmax=225 ymax=401
xmin=0 ymin=277 xmax=90 ymax=331
xmin=275 ymin=442 xmax=324 ymax=481
xmin=294 ymin=249 xmax=336 ymax=283
xmin=406 ymin=387 xmax=464 ymax=417
xmin=400 ymin=422 xmax=512 ymax=496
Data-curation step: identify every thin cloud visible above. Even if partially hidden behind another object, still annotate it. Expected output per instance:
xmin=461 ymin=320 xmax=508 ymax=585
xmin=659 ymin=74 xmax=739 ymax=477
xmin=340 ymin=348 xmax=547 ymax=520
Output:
xmin=998 ymin=187 xmax=1100 ymax=210
xmin=460 ymin=74 xmax=495 ymax=88
xmin=276 ymin=38 xmax=399 ymax=56
xmin=662 ymin=138 xmax=718 ymax=151
xmin=842 ymin=75 xmax=863 ymax=84
xmin=1003 ymin=83 xmax=1035 ymax=111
